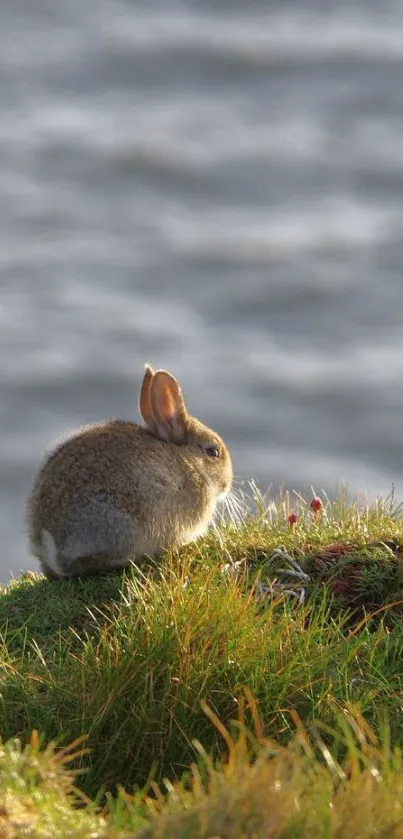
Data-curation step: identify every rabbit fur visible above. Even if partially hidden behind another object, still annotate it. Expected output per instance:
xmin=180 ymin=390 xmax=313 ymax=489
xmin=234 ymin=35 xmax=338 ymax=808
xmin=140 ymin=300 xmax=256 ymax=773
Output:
xmin=28 ymin=365 xmax=233 ymax=578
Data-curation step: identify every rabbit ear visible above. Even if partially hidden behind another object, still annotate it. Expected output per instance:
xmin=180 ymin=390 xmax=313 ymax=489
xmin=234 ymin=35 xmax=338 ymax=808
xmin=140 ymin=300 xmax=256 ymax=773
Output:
xmin=139 ymin=365 xmax=158 ymax=434
xmin=150 ymin=370 xmax=188 ymax=442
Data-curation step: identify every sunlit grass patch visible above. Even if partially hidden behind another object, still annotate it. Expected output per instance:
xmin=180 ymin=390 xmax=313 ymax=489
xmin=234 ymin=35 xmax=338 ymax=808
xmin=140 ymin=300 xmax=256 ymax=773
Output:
xmin=0 ymin=487 xmax=403 ymax=814
xmin=128 ymin=700 xmax=403 ymax=839
xmin=4 ymin=704 xmax=403 ymax=838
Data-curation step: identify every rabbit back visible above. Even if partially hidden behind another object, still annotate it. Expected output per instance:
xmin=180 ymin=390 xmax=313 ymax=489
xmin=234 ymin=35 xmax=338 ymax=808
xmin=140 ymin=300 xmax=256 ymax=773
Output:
xmin=29 ymin=419 xmax=213 ymax=577
xmin=28 ymin=365 xmax=233 ymax=579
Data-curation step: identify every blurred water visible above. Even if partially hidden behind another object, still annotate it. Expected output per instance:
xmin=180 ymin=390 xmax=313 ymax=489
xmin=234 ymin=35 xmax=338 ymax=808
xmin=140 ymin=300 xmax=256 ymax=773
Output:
xmin=1 ymin=0 xmax=403 ymax=580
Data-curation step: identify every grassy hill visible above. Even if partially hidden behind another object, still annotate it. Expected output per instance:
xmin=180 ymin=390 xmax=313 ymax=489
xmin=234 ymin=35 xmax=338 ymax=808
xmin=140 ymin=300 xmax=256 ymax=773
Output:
xmin=2 ymin=487 xmax=403 ymax=837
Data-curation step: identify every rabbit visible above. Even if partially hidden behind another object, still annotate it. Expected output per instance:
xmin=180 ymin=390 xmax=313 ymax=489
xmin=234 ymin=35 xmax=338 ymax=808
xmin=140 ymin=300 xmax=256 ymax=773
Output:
xmin=28 ymin=364 xmax=233 ymax=579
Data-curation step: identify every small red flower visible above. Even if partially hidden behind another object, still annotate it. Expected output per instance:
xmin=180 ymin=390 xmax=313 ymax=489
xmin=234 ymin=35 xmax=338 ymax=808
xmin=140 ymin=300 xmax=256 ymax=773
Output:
xmin=288 ymin=512 xmax=298 ymax=526
xmin=310 ymin=496 xmax=322 ymax=516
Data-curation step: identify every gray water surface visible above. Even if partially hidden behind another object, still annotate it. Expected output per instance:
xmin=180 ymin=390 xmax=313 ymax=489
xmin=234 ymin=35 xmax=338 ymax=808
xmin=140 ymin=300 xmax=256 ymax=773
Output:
xmin=2 ymin=1 xmax=403 ymax=580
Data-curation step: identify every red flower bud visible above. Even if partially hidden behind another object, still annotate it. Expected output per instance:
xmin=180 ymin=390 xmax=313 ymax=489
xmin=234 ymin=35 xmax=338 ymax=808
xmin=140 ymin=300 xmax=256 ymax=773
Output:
xmin=288 ymin=512 xmax=298 ymax=526
xmin=310 ymin=496 xmax=322 ymax=515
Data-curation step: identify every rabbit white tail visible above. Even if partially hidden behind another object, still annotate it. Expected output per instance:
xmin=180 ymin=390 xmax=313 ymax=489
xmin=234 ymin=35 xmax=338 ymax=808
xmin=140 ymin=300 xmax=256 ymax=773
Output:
xmin=41 ymin=529 xmax=68 ymax=577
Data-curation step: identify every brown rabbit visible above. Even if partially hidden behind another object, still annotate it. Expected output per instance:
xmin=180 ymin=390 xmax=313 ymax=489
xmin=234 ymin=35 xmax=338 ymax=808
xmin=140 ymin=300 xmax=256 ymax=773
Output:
xmin=28 ymin=365 xmax=233 ymax=578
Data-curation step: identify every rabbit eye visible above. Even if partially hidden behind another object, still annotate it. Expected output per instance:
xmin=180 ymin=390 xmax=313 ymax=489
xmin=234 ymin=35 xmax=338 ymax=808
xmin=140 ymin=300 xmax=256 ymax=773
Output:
xmin=205 ymin=445 xmax=220 ymax=459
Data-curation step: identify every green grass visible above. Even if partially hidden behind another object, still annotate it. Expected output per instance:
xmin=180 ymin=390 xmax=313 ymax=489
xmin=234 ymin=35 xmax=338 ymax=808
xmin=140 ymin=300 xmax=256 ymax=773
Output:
xmin=2 ymin=486 xmax=403 ymax=836
xmin=4 ymin=704 xmax=403 ymax=838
